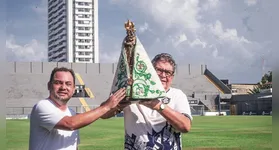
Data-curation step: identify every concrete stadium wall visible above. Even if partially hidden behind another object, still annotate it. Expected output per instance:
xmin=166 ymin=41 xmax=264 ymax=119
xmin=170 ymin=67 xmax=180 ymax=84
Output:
xmin=6 ymin=62 xmax=221 ymax=114
xmin=231 ymin=94 xmax=272 ymax=115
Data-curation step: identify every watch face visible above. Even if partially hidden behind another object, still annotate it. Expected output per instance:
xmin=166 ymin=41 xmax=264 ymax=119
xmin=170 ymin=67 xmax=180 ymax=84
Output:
xmin=160 ymin=103 xmax=165 ymax=110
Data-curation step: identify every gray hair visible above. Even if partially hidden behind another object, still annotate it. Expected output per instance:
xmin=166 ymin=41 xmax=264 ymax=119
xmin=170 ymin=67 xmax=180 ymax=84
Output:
xmin=151 ymin=53 xmax=176 ymax=73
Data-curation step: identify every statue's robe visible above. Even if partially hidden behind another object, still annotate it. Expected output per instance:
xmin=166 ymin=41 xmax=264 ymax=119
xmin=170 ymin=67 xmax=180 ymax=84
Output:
xmin=110 ymin=36 xmax=167 ymax=101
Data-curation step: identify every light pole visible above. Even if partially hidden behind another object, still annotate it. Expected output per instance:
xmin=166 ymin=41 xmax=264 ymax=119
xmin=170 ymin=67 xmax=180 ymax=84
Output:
xmin=218 ymin=93 xmax=221 ymax=115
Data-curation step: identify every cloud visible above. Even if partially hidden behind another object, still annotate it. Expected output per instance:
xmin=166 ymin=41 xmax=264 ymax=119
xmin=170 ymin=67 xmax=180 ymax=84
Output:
xmin=171 ymin=33 xmax=188 ymax=47
xmin=244 ymin=0 xmax=257 ymax=6
xmin=189 ymin=39 xmax=207 ymax=48
xmin=201 ymin=0 xmax=220 ymax=11
xmin=138 ymin=22 xmax=149 ymax=34
xmin=151 ymin=0 xmax=201 ymax=31
xmin=6 ymin=0 xmax=275 ymax=83
xmin=211 ymin=46 xmax=219 ymax=58
xmin=208 ymin=20 xmax=251 ymax=44
xmin=6 ymin=35 xmax=47 ymax=62
xmin=111 ymin=0 xmax=203 ymax=32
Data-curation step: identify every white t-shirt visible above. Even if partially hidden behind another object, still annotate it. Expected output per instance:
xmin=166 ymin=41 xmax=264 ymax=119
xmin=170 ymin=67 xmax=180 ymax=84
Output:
xmin=123 ymin=87 xmax=193 ymax=150
xmin=29 ymin=99 xmax=80 ymax=150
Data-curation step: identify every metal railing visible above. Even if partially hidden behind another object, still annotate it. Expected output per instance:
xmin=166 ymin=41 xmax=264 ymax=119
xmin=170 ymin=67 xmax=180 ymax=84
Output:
xmin=6 ymin=104 xmax=231 ymax=119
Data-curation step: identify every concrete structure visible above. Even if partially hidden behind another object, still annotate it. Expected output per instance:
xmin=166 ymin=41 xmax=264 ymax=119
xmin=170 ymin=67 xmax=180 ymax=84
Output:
xmin=48 ymin=0 xmax=99 ymax=63
xmin=6 ymin=62 xmax=273 ymax=117
xmin=228 ymin=93 xmax=272 ymax=115
xmin=227 ymin=83 xmax=257 ymax=95
xmin=6 ymin=62 xmax=233 ymax=117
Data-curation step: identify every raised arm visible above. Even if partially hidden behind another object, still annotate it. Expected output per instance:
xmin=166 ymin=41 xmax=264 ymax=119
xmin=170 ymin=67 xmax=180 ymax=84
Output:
xmin=139 ymin=98 xmax=192 ymax=133
xmin=100 ymin=101 xmax=131 ymax=119
xmin=155 ymin=101 xmax=191 ymax=133
xmin=54 ymin=88 xmax=126 ymax=130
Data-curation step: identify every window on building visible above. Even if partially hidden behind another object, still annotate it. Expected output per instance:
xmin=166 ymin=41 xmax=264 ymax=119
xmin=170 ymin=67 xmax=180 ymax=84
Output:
xmin=232 ymin=89 xmax=237 ymax=93
xmin=78 ymin=20 xmax=84 ymax=24
xmin=72 ymin=85 xmax=90 ymax=98
xmin=84 ymin=2 xmax=90 ymax=6
xmin=78 ymin=58 xmax=85 ymax=61
xmin=78 ymin=52 xmax=85 ymax=55
xmin=78 ymin=45 xmax=85 ymax=49
xmin=84 ymin=8 xmax=90 ymax=12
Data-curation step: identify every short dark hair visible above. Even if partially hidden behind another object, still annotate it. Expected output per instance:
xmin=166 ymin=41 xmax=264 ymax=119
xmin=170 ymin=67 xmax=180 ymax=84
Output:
xmin=151 ymin=53 xmax=176 ymax=73
xmin=49 ymin=67 xmax=76 ymax=85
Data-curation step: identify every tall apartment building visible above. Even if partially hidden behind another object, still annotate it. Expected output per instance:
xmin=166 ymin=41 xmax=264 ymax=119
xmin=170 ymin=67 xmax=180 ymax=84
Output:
xmin=48 ymin=0 xmax=99 ymax=63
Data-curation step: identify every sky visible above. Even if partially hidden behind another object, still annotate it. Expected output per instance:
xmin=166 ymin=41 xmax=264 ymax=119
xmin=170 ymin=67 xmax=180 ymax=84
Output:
xmin=5 ymin=0 xmax=278 ymax=84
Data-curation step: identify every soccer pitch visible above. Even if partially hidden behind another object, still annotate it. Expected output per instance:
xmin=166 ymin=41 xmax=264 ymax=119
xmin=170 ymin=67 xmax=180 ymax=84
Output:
xmin=6 ymin=116 xmax=271 ymax=150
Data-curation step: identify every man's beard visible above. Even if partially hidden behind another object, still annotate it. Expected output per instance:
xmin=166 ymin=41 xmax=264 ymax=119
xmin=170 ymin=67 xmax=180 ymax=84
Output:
xmin=54 ymin=93 xmax=71 ymax=104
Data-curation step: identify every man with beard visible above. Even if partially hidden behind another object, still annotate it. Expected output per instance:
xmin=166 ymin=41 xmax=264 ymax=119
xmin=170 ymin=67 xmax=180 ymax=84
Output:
xmin=101 ymin=53 xmax=193 ymax=150
xmin=29 ymin=67 xmax=126 ymax=150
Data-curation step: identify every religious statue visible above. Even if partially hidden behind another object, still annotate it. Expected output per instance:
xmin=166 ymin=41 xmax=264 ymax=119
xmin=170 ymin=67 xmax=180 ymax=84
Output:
xmin=123 ymin=20 xmax=137 ymax=93
xmin=110 ymin=20 xmax=168 ymax=102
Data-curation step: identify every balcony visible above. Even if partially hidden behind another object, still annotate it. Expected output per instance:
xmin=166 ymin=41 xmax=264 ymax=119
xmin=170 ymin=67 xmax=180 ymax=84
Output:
xmin=74 ymin=39 xmax=92 ymax=45
xmin=74 ymin=10 xmax=92 ymax=15
xmin=49 ymin=50 xmax=67 ymax=60
xmin=75 ymin=22 xmax=92 ymax=27
xmin=75 ymin=28 xmax=92 ymax=33
xmin=49 ymin=44 xmax=66 ymax=54
xmin=75 ymin=42 xmax=93 ymax=46
xmin=49 ymin=34 xmax=67 ymax=46
xmin=75 ymin=16 xmax=92 ymax=20
xmin=75 ymin=53 xmax=93 ymax=58
xmin=49 ymin=15 xmax=66 ymax=25
xmin=74 ymin=46 xmax=93 ymax=52
xmin=74 ymin=4 xmax=92 ymax=9
xmin=75 ymin=35 xmax=93 ymax=39
xmin=49 ymin=22 xmax=66 ymax=32
xmin=74 ymin=57 xmax=93 ymax=63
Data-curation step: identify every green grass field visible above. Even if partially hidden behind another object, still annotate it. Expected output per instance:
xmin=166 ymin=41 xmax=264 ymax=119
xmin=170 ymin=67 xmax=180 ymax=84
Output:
xmin=6 ymin=116 xmax=272 ymax=150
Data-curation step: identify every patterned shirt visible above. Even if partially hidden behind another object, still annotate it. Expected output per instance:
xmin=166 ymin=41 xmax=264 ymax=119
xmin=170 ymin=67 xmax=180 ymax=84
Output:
xmin=123 ymin=87 xmax=193 ymax=150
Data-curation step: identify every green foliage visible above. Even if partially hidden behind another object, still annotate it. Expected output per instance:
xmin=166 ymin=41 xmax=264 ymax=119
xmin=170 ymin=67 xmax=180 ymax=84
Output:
xmin=248 ymin=71 xmax=272 ymax=94
xmin=259 ymin=71 xmax=272 ymax=88
xmin=248 ymin=86 xmax=261 ymax=94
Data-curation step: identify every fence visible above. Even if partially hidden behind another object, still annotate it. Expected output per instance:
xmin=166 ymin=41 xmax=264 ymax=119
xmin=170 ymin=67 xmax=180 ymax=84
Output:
xmin=6 ymin=105 xmax=208 ymax=119
xmin=6 ymin=102 xmax=272 ymax=119
xmin=6 ymin=105 xmax=227 ymax=118
xmin=6 ymin=106 xmax=83 ymax=115
xmin=190 ymin=105 xmax=205 ymax=116
xmin=81 ymin=105 xmax=208 ymax=116
xmin=6 ymin=106 xmax=84 ymax=119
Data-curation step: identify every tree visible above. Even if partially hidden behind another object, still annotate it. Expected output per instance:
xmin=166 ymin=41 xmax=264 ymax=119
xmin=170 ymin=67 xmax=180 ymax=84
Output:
xmin=258 ymin=71 xmax=272 ymax=89
xmin=247 ymin=71 xmax=272 ymax=94
xmin=247 ymin=86 xmax=260 ymax=94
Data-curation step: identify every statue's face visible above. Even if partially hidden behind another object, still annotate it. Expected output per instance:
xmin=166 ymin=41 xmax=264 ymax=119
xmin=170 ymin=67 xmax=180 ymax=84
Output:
xmin=154 ymin=60 xmax=174 ymax=91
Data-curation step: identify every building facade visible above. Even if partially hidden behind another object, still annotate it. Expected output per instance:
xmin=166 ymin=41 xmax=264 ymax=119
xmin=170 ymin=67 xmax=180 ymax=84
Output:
xmin=227 ymin=84 xmax=257 ymax=95
xmin=48 ymin=0 xmax=99 ymax=63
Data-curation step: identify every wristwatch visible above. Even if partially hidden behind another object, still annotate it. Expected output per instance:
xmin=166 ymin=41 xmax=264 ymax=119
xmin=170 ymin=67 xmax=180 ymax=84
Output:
xmin=159 ymin=103 xmax=166 ymax=112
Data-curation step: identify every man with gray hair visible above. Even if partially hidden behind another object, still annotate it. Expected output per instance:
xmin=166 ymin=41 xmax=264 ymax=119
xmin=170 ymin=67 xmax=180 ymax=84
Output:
xmin=102 ymin=53 xmax=192 ymax=150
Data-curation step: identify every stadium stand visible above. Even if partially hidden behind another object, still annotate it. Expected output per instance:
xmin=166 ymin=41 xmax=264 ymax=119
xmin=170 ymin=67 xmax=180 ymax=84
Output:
xmin=6 ymin=62 xmax=232 ymax=118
